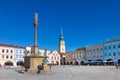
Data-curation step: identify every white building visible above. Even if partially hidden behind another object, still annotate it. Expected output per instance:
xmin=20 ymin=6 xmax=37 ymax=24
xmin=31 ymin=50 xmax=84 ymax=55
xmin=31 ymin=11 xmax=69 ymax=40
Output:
xmin=85 ymin=44 xmax=103 ymax=61
xmin=39 ymin=49 xmax=50 ymax=57
xmin=73 ymin=48 xmax=85 ymax=65
xmin=25 ymin=46 xmax=51 ymax=63
xmin=49 ymin=50 xmax=61 ymax=65
xmin=14 ymin=47 xmax=25 ymax=66
xmin=0 ymin=44 xmax=25 ymax=66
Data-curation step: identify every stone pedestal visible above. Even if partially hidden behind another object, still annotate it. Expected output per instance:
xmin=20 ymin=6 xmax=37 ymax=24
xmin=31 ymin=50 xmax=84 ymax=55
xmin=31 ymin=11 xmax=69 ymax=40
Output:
xmin=24 ymin=56 xmax=44 ymax=68
xmin=23 ymin=56 xmax=50 ymax=74
xmin=24 ymin=56 xmax=43 ymax=73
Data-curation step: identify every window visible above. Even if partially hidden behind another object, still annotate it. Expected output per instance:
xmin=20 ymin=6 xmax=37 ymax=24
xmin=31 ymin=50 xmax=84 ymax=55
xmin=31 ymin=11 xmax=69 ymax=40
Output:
xmin=20 ymin=55 xmax=22 ymax=58
xmin=11 ymin=50 xmax=13 ymax=53
xmin=6 ymin=49 xmax=9 ymax=53
xmin=55 ymin=56 xmax=56 ymax=59
xmin=109 ymin=46 xmax=111 ymax=49
xmin=20 ymin=50 xmax=21 ymax=53
xmin=57 ymin=57 xmax=59 ymax=60
xmin=10 ymin=56 xmax=13 ymax=59
xmin=6 ymin=55 xmax=8 ymax=58
xmin=51 ymin=56 xmax=53 ymax=59
xmin=97 ymin=48 xmax=99 ymax=51
xmin=77 ymin=53 xmax=78 ymax=58
xmin=16 ymin=50 xmax=18 ymax=53
xmin=80 ymin=55 xmax=82 ymax=58
xmin=105 ymin=53 xmax=107 ymax=56
xmin=87 ymin=50 xmax=89 ymax=52
xmin=2 ymin=49 xmax=4 ymax=53
xmin=119 ymin=52 xmax=120 ymax=56
xmin=113 ymin=45 xmax=116 ymax=49
xmin=16 ymin=55 xmax=18 ymax=58
xmin=113 ymin=52 xmax=116 ymax=56
xmin=109 ymin=53 xmax=111 ymax=56
xmin=104 ymin=47 xmax=107 ymax=50
xmin=62 ymin=48 xmax=64 ymax=51
xmin=118 ymin=45 xmax=120 ymax=48
xmin=90 ymin=49 xmax=92 ymax=52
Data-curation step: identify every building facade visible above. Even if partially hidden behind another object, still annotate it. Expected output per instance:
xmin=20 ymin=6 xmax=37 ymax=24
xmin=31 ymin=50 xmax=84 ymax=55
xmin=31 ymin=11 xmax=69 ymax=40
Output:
xmin=39 ymin=49 xmax=50 ymax=57
xmin=65 ymin=51 xmax=73 ymax=65
xmin=85 ymin=44 xmax=103 ymax=61
xmin=0 ymin=44 xmax=25 ymax=66
xmin=49 ymin=50 xmax=61 ymax=65
xmin=25 ymin=46 xmax=51 ymax=63
xmin=14 ymin=47 xmax=25 ymax=66
xmin=103 ymin=37 xmax=120 ymax=65
xmin=73 ymin=48 xmax=86 ymax=65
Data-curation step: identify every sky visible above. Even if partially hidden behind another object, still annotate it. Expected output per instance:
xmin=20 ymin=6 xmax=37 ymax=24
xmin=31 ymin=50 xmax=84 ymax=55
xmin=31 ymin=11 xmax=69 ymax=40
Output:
xmin=0 ymin=0 xmax=120 ymax=51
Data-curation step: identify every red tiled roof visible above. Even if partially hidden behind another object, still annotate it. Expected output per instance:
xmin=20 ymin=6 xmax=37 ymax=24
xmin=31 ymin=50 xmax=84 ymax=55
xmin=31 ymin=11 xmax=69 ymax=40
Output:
xmin=0 ymin=44 xmax=25 ymax=48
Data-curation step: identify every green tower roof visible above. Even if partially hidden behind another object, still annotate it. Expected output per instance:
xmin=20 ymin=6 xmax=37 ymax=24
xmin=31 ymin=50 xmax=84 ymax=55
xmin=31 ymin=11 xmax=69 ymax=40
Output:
xmin=59 ymin=28 xmax=65 ymax=43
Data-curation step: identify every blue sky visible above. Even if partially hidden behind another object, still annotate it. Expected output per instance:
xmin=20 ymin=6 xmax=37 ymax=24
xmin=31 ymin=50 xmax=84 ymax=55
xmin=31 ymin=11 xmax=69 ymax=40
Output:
xmin=0 ymin=0 xmax=120 ymax=51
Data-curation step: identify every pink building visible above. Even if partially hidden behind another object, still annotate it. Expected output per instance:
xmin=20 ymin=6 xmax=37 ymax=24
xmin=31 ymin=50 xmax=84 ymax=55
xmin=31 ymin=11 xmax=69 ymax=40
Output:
xmin=49 ymin=50 xmax=61 ymax=65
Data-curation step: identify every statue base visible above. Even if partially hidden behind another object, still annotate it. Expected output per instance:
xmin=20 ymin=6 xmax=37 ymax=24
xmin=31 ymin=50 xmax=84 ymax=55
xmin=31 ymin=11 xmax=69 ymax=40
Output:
xmin=22 ymin=56 xmax=51 ymax=74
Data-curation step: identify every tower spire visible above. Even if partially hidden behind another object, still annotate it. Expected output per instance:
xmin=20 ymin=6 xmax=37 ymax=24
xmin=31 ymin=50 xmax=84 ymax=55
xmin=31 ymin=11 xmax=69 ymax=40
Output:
xmin=58 ymin=28 xmax=66 ymax=65
xmin=60 ymin=28 xmax=64 ymax=42
xmin=60 ymin=28 xmax=63 ymax=38
xmin=59 ymin=28 xmax=65 ymax=54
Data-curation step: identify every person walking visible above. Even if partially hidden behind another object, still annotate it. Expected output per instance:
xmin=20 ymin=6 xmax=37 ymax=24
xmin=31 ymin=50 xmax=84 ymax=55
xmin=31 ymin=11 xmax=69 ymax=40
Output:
xmin=114 ymin=59 xmax=119 ymax=69
xmin=50 ymin=64 xmax=52 ymax=70
xmin=37 ymin=65 xmax=41 ymax=74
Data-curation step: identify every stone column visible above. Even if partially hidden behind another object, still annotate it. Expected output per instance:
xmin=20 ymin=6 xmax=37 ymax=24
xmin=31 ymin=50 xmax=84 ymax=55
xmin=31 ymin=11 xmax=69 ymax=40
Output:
xmin=34 ymin=13 xmax=38 ymax=47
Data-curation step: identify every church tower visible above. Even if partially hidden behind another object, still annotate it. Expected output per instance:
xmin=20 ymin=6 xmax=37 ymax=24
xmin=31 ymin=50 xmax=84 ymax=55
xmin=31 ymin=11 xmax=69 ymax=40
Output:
xmin=59 ymin=28 xmax=66 ymax=61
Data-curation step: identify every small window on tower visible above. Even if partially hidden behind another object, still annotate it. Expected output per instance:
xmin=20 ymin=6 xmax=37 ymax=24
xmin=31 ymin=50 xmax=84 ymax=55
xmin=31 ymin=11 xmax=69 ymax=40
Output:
xmin=62 ymin=48 xmax=64 ymax=51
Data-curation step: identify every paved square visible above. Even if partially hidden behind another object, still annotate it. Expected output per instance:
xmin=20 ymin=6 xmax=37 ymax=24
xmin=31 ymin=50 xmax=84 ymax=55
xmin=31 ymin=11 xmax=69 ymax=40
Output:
xmin=0 ymin=65 xmax=119 ymax=80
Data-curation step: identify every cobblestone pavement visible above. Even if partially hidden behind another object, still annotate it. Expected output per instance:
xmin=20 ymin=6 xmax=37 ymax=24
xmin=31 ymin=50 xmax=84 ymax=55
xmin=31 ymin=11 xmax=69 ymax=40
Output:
xmin=0 ymin=65 xmax=120 ymax=80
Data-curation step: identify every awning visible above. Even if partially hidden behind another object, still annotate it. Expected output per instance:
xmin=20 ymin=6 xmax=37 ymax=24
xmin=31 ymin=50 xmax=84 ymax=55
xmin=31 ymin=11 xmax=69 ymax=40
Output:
xmin=103 ymin=61 xmax=113 ymax=63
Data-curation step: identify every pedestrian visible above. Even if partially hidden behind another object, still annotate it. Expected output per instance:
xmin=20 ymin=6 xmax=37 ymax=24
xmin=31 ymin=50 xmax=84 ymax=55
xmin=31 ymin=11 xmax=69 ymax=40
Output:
xmin=50 ymin=64 xmax=52 ymax=70
xmin=116 ymin=64 xmax=119 ymax=69
xmin=37 ymin=65 xmax=40 ymax=74
xmin=37 ymin=65 xmax=43 ymax=74
xmin=0 ymin=64 xmax=1 ymax=69
xmin=115 ymin=62 xmax=119 ymax=69
xmin=3 ymin=65 xmax=6 ymax=69
xmin=114 ymin=60 xmax=119 ymax=69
